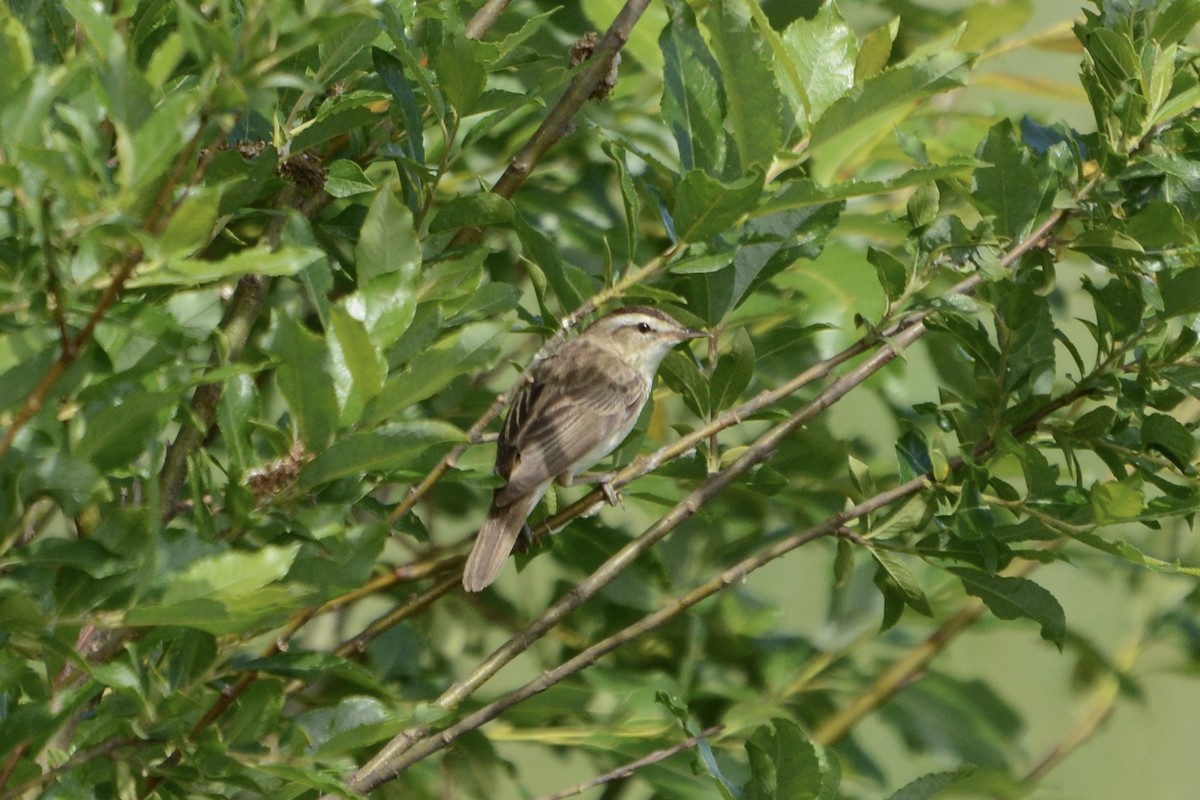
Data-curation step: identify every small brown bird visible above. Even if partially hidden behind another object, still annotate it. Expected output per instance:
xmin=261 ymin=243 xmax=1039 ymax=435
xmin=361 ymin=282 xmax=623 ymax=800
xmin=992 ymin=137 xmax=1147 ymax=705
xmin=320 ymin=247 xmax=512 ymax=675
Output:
xmin=462 ymin=306 xmax=705 ymax=592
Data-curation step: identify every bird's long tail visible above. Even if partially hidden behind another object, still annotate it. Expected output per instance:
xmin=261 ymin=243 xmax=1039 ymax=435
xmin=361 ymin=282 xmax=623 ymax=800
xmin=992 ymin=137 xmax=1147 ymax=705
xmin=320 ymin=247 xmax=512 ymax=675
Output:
xmin=463 ymin=490 xmax=541 ymax=592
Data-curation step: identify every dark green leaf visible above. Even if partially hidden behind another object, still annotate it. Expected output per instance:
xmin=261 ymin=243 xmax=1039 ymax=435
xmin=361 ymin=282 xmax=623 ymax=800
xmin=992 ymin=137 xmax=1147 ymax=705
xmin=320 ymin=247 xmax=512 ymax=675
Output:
xmin=270 ymin=316 xmax=338 ymax=450
xmin=868 ymin=247 xmax=908 ymax=303
xmin=324 ymin=159 xmax=374 ymax=198
xmin=76 ymin=392 xmax=178 ymax=470
xmin=886 ymin=767 xmax=976 ymax=800
xmin=973 ymin=119 xmax=1056 ymax=240
xmin=709 ymin=327 xmax=755 ymax=412
xmin=660 ymin=0 xmax=727 ymax=176
xmin=673 ymin=169 xmax=763 ymax=243
xmin=949 ymin=567 xmax=1066 ymax=648
xmin=1090 ymin=479 xmax=1144 ymax=525
xmin=1141 ymin=413 xmax=1196 ymax=470
xmin=1161 ymin=268 xmax=1200 ymax=318
xmin=355 ymin=188 xmax=421 ymax=284
xmin=299 ymin=421 xmax=466 ymax=488
xmin=871 ymin=548 xmax=933 ymax=617
xmin=705 ymin=0 xmax=786 ymax=172
xmin=428 ymin=194 xmax=515 ymax=234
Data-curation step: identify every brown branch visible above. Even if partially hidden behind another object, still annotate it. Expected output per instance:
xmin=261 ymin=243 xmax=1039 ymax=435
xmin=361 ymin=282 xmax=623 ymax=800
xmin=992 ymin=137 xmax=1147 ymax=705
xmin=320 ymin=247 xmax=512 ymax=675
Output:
xmin=465 ymin=0 xmax=513 ymax=40
xmin=448 ymin=0 xmax=652 ymax=250
xmin=534 ymin=725 xmax=725 ymax=800
xmin=157 ymin=273 xmax=271 ymax=519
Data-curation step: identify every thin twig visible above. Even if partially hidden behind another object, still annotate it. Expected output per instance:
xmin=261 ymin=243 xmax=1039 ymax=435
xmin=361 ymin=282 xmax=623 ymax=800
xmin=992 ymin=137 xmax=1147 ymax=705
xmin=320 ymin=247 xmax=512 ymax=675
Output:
xmin=465 ymin=0 xmax=513 ymax=40
xmin=534 ymin=725 xmax=725 ymax=800
xmin=448 ymin=0 xmax=652 ymax=249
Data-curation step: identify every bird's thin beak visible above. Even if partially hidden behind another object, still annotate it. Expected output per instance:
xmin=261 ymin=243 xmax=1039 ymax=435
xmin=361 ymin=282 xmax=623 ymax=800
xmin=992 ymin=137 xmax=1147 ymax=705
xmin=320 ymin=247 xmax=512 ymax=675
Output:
xmin=679 ymin=328 xmax=708 ymax=341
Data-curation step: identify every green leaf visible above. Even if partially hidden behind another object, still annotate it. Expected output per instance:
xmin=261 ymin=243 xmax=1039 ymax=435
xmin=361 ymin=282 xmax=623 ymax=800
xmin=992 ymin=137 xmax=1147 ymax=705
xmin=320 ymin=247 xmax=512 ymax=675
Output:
xmin=871 ymin=548 xmax=933 ymax=618
xmin=76 ymin=392 xmax=178 ymax=470
xmin=949 ymin=567 xmax=1066 ymax=649
xmin=355 ymin=188 xmax=421 ymax=284
xmin=780 ymin=2 xmax=857 ymax=124
xmin=324 ymin=159 xmax=374 ymax=197
xmin=660 ymin=0 xmax=727 ymax=176
xmin=373 ymin=46 xmax=425 ymax=163
xmin=810 ymin=51 xmax=971 ymax=184
xmin=0 ymin=11 xmax=34 ymax=98
xmin=709 ymin=327 xmax=755 ymax=412
xmin=660 ymin=349 xmax=710 ymax=418
xmin=133 ymin=246 xmax=324 ymax=287
xmin=515 ymin=218 xmax=593 ymax=312
xmin=270 ymin=315 xmax=338 ymax=450
xmin=430 ymin=26 xmax=486 ymax=114
xmin=1090 ymin=479 xmax=1144 ymax=525
xmin=1161 ymin=268 xmax=1200 ymax=318
xmin=116 ymin=90 xmax=194 ymax=193
xmin=428 ymin=194 xmax=515 ymax=234
xmin=673 ymin=169 xmax=763 ymax=243
xmin=885 ymin=767 xmax=975 ymax=800
xmin=743 ymin=718 xmax=835 ymax=800
xmin=868 ymin=247 xmax=908 ymax=303
xmin=156 ymin=186 xmax=220 ymax=260
xmin=364 ymin=322 xmax=504 ymax=426
xmin=973 ymin=119 xmax=1056 ymax=240
xmin=226 ymin=679 xmax=285 ymax=747
xmin=1141 ymin=413 xmax=1196 ymax=470
xmin=328 ymin=306 xmax=386 ymax=427
xmin=705 ymin=0 xmax=785 ymax=172
xmin=299 ymin=421 xmax=466 ymax=488
xmin=161 ymin=544 xmax=300 ymax=605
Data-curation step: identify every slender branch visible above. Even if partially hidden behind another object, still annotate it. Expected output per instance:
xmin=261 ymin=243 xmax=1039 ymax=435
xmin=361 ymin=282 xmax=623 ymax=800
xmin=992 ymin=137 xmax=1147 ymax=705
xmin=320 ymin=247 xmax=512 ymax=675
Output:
xmin=1021 ymin=637 xmax=1137 ymax=785
xmin=448 ymin=0 xmax=652 ymax=249
xmin=533 ymin=725 xmax=725 ymax=800
xmin=158 ymin=273 xmax=271 ymax=519
xmin=0 ymin=738 xmax=134 ymax=800
xmin=465 ymin=0 xmax=513 ymax=40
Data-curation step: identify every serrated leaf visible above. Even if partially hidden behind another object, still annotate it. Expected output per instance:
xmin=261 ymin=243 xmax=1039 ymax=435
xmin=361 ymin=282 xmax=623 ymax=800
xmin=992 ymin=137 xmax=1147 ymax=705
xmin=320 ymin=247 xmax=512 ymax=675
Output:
xmin=709 ymin=327 xmax=755 ymax=412
xmin=1141 ymin=413 xmax=1195 ymax=470
xmin=673 ymin=169 xmax=763 ymax=243
xmin=161 ymin=544 xmax=300 ymax=604
xmin=886 ymin=767 xmax=976 ymax=800
xmin=270 ymin=316 xmax=338 ymax=450
xmin=868 ymin=247 xmax=908 ymax=303
xmin=328 ymin=305 xmax=386 ymax=427
xmin=871 ymin=548 xmax=933 ymax=617
xmin=134 ymin=246 xmax=323 ymax=287
xmin=299 ymin=421 xmax=466 ymax=488
xmin=1090 ymin=479 xmax=1144 ymax=525
xmin=428 ymin=193 xmax=515 ymax=233
xmin=949 ymin=567 xmax=1065 ymax=649
xmin=705 ymin=0 xmax=785 ymax=172
xmin=973 ymin=119 xmax=1057 ymax=240
xmin=76 ymin=392 xmax=178 ymax=470
xmin=780 ymin=2 xmax=856 ymax=123
xmin=744 ymin=718 xmax=830 ymax=800
xmin=324 ymin=159 xmax=374 ymax=197
xmin=660 ymin=0 xmax=726 ymax=176
xmin=355 ymin=188 xmax=421 ymax=284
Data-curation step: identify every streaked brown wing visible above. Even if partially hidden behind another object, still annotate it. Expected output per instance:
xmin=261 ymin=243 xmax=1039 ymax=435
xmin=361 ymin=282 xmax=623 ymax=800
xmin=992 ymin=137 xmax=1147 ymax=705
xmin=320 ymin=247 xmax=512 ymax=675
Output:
xmin=496 ymin=343 xmax=644 ymax=504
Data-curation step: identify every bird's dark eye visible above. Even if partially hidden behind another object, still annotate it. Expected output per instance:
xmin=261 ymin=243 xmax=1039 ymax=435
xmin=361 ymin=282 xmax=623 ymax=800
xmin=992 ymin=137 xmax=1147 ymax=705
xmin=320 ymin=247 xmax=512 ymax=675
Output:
xmin=636 ymin=322 xmax=653 ymax=334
